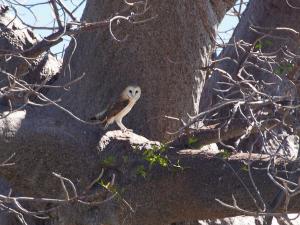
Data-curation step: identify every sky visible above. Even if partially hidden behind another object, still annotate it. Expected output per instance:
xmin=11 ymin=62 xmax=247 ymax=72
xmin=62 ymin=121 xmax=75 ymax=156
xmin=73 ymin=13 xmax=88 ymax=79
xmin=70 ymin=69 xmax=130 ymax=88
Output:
xmin=2 ymin=0 xmax=247 ymax=57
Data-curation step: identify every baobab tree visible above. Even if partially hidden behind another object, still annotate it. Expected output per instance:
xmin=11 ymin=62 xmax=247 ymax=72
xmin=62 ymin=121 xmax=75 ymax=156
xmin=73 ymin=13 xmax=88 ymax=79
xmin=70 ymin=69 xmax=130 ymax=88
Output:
xmin=0 ymin=0 xmax=300 ymax=225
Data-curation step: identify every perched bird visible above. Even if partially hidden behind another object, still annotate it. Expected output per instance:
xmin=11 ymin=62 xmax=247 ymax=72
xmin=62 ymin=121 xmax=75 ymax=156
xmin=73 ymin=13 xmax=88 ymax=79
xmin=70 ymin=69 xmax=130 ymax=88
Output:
xmin=91 ymin=85 xmax=141 ymax=132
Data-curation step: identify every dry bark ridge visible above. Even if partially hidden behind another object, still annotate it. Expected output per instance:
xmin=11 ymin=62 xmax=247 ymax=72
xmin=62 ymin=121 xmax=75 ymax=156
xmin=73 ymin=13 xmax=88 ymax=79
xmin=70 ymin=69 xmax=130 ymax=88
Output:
xmin=0 ymin=0 xmax=300 ymax=225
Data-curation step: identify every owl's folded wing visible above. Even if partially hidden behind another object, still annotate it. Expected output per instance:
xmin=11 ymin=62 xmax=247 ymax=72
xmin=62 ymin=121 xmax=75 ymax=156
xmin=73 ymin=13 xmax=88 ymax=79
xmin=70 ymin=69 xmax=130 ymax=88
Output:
xmin=90 ymin=98 xmax=130 ymax=122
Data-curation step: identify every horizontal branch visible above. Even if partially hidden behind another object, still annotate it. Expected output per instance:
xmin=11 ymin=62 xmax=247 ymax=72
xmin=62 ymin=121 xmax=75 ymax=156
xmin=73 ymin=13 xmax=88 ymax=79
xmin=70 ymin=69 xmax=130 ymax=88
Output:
xmin=170 ymin=118 xmax=280 ymax=149
xmin=0 ymin=110 xmax=299 ymax=225
xmin=95 ymin=131 xmax=300 ymax=225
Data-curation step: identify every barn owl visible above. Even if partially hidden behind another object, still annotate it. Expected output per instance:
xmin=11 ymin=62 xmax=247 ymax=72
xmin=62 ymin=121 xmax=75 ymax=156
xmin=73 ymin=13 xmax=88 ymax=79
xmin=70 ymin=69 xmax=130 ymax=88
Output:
xmin=91 ymin=85 xmax=141 ymax=132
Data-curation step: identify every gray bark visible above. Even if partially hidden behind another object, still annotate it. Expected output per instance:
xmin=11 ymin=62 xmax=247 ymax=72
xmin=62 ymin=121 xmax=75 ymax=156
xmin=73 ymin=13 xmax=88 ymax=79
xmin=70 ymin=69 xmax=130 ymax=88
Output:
xmin=2 ymin=1 xmax=300 ymax=225
xmin=50 ymin=0 xmax=234 ymax=141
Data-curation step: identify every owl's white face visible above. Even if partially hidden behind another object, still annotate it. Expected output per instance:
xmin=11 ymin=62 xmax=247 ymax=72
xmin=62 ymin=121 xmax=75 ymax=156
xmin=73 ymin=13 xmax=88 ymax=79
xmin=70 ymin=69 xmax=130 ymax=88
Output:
xmin=123 ymin=86 xmax=141 ymax=101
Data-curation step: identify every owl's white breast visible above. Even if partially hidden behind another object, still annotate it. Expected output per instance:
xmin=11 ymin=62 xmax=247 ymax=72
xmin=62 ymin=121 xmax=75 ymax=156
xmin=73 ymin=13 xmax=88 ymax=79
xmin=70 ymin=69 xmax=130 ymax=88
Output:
xmin=114 ymin=100 xmax=136 ymax=121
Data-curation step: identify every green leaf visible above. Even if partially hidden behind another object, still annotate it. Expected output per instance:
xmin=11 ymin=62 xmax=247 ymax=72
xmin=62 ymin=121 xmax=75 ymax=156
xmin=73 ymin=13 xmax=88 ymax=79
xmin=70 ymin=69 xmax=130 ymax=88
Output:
xmin=187 ymin=136 xmax=201 ymax=149
xmin=217 ymin=150 xmax=232 ymax=159
xmin=274 ymin=63 xmax=294 ymax=76
xmin=136 ymin=165 xmax=147 ymax=178
xmin=255 ymin=40 xmax=273 ymax=50
xmin=241 ymin=164 xmax=248 ymax=172
xmin=158 ymin=157 xmax=168 ymax=167
xmin=101 ymin=156 xmax=116 ymax=167
xmin=143 ymin=146 xmax=170 ymax=167
xmin=188 ymin=137 xmax=198 ymax=146
xmin=159 ymin=144 xmax=167 ymax=152
xmin=254 ymin=42 xmax=262 ymax=50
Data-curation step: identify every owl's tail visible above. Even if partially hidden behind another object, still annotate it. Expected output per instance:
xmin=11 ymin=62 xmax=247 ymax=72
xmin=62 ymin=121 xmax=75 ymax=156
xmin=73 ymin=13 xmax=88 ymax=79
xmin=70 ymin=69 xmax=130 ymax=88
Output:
xmin=90 ymin=108 xmax=107 ymax=120
xmin=90 ymin=114 xmax=107 ymax=123
xmin=90 ymin=109 xmax=109 ymax=130
xmin=90 ymin=115 xmax=108 ymax=130
xmin=90 ymin=112 xmax=107 ymax=126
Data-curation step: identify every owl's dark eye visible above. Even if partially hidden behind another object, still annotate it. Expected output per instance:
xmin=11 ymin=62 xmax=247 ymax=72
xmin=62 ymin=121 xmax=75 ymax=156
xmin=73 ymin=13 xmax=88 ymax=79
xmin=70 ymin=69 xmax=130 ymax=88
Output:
xmin=129 ymin=90 xmax=132 ymax=94
xmin=135 ymin=90 xmax=139 ymax=94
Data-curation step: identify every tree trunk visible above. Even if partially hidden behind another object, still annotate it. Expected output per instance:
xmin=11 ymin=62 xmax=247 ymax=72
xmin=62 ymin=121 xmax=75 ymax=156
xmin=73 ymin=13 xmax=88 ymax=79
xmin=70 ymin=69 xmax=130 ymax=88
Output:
xmin=52 ymin=0 xmax=234 ymax=141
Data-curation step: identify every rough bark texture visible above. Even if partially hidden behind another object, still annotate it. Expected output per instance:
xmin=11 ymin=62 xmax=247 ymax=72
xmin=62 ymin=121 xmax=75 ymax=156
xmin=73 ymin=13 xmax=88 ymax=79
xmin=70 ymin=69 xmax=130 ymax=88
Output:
xmin=1 ymin=0 xmax=300 ymax=225
xmin=51 ymin=0 xmax=235 ymax=141
xmin=28 ymin=131 xmax=300 ymax=225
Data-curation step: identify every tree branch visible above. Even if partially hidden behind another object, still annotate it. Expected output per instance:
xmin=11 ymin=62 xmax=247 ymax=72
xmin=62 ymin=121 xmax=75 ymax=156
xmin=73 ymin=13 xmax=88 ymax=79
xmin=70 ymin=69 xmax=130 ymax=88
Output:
xmin=0 ymin=110 xmax=299 ymax=225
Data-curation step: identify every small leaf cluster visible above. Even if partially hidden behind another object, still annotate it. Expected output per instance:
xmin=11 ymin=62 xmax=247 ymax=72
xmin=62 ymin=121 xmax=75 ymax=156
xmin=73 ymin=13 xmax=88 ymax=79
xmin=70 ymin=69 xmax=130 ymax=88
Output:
xmin=217 ymin=149 xmax=232 ymax=159
xmin=143 ymin=144 xmax=169 ymax=168
xmin=254 ymin=39 xmax=273 ymax=50
xmin=136 ymin=165 xmax=147 ymax=178
xmin=274 ymin=62 xmax=294 ymax=76
xmin=135 ymin=143 xmax=184 ymax=178
xmin=101 ymin=155 xmax=116 ymax=167
xmin=187 ymin=136 xmax=202 ymax=149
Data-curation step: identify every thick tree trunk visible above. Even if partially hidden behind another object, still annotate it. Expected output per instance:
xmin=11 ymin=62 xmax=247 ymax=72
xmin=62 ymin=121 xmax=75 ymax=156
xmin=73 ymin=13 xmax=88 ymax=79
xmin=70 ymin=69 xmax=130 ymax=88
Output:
xmin=52 ymin=0 xmax=234 ymax=141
